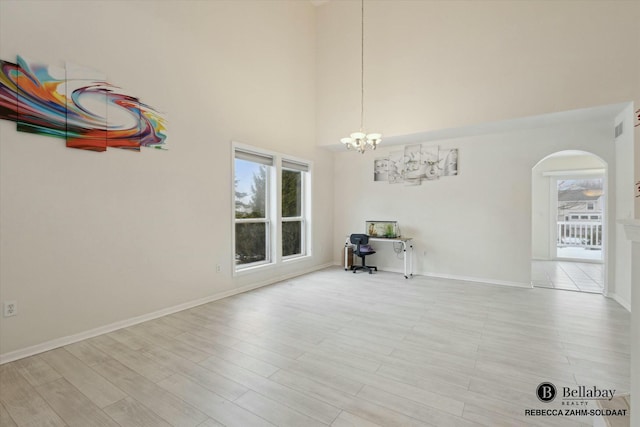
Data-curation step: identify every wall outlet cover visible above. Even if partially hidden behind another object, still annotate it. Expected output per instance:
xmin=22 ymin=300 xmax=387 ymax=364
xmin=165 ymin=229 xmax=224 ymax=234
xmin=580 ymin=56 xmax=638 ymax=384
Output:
xmin=4 ymin=301 xmax=17 ymax=317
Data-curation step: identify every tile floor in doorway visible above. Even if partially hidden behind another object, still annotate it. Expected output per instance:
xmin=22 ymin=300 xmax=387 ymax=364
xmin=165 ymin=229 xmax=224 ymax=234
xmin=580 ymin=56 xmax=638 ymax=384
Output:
xmin=531 ymin=260 xmax=604 ymax=293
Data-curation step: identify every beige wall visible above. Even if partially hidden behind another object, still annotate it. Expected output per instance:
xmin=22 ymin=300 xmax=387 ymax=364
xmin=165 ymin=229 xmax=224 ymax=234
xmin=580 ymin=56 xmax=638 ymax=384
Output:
xmin=317 ymin=0 xmax=639 ymax=147
xmin=0 ymin=0 xmax=334 ymax=358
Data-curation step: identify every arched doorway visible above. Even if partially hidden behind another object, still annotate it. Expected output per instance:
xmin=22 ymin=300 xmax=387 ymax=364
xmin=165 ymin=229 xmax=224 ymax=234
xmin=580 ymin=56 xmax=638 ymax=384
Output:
xmin=531 ymin=150 xmax=607 ymax=294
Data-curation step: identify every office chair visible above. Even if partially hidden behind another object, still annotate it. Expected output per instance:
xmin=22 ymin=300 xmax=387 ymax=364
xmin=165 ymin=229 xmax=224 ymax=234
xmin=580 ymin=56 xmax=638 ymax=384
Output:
xmin=350 ymin=234 xmax=377 ymax=274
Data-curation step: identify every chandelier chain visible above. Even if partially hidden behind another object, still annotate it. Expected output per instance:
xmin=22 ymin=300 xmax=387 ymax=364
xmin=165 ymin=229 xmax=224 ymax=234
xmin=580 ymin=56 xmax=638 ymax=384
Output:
xmin=361 ymin=0 xmax=364 ymax=131
xmin=339 ymin=0 xmax=381 ymax=153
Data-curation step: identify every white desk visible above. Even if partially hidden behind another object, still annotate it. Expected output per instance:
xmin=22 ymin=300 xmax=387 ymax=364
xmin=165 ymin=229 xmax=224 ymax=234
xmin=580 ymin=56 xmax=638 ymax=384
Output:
xmin=345 ymin=236 xmax=414 ymax=278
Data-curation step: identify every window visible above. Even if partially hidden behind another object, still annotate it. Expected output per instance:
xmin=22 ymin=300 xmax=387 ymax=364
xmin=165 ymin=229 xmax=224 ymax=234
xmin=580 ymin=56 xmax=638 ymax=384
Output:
xmin=586 ymin=202 xmax=595 ymax=210
xmin=233 ymin=144 xmax=311 ymax=272
xmin=282 ymin=160 xmax=309 ymax=258
xmin=234 ymin=150 xmax=273 ymax=267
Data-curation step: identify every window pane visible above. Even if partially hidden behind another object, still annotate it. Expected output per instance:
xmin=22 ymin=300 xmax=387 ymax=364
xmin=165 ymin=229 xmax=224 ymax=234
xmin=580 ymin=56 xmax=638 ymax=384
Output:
xmin=235 ymin=159 xmax=268 ymax=219
xmin=235 ymin=222 xmax=267 ymax=265
xmin=282 ymin=169 xmax=301 ymax=217
xmin=282 ymin=220 xmax=302 ymax=257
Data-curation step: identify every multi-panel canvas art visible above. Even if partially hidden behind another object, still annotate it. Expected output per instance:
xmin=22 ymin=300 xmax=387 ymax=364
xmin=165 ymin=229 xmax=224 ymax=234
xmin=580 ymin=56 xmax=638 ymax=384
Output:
xmin=15 ymin=57 xmax=67 ymax=138
xmin=374 ymin=158 xmax=388 ymax=182
xmin=388 ymin=151 xmax=404 ymax=184
xmin=403 ymin=144 xmax=422 ymax=186
xmin=0 ymin=55 xmax=167 ymax=152
xmin=65 ymin=61 xmax=108 ymax=151
xmin=375 ymin=144 xmax=459 ymax=185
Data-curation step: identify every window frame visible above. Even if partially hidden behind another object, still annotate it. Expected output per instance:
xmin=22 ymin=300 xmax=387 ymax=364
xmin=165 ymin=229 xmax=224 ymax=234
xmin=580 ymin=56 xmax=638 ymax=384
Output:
xmin=281 ymin=166 xmax=307 ymax=260
xmin=232 ymin=142 xmax=311 ymax=275
xmin=233 ymin=147 xmax=275 ymax=270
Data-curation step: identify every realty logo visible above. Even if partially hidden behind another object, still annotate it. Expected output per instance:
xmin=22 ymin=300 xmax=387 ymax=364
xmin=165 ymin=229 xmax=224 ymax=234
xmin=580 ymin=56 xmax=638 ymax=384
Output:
xmin=537 ymin=382 xmax=557 ymax=402
xmin=563 ymin=386 xmax=616 ymax=401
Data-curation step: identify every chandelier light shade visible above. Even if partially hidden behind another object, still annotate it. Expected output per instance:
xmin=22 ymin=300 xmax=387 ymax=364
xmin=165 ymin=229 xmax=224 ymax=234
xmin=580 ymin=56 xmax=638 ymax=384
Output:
xmin=341 ymin=0 xmax=381 ymax=154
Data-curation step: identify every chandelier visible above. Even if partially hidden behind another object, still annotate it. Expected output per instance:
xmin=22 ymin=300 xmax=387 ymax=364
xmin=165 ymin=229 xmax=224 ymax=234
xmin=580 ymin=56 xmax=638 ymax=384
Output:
xmin=340 ymin=0 xmax=381 ymax=153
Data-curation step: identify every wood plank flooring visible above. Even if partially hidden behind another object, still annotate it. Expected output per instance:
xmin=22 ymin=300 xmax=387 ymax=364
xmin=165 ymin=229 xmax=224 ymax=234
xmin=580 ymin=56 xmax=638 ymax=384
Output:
xmin=0 ymin=267 xmax=630 ymax=426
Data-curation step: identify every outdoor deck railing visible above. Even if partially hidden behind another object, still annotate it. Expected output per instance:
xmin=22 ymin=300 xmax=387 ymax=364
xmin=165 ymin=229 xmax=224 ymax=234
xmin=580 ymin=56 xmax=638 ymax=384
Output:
xmin=557 ymin=221 xmax=602 ymax=249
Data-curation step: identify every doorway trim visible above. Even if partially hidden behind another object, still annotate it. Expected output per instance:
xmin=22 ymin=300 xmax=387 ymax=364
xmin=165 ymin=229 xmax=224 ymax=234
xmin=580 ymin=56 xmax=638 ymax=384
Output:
xmin=532 ymin=151 xmax=609 ymax=296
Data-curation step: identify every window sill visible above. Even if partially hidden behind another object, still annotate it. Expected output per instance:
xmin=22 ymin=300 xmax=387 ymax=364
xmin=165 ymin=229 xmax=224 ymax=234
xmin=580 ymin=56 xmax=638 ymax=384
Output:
xmin=233 ymin=261 xmax=275 ymax=277
xmin=233 ymin=254 xmax=312 ymax=276
xmin=283 ymin=254 xmax=312 ymax=264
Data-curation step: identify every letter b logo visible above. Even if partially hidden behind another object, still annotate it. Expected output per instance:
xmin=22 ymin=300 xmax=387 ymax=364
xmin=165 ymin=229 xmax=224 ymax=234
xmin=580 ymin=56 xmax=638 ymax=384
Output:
xmin=536 ymin=382 xmax=557 ymax=402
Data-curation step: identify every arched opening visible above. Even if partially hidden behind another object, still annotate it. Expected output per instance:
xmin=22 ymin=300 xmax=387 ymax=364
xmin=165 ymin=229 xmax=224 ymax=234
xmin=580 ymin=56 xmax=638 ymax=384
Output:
xmin=531 ymin=150 xmax=607 ymax=294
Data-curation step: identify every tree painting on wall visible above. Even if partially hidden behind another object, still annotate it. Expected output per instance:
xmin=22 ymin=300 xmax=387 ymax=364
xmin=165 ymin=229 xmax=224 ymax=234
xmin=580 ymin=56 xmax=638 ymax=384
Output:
xmin=373 ymin=144 xmax=459 ymax=184
xmin=0 ymin=55 xmax=166 ymax=152
xmin=403 ymin=144 xmax=422 ymax=186
xmin=374 ymin=157 xmax=388 ymax=181
xmin=388 ymin=151 xmax=404 ymax=184
xmin=421 ymin=145 xmax=440 ymax=181
xmin=439 ymin=148 xmax=458 ymax=177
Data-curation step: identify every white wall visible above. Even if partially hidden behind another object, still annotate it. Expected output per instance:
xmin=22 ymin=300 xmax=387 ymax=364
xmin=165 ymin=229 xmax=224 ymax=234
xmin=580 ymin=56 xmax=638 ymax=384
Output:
xmin=612 ymin=105 xmax=635 ymax=309
xmin=334 ymin=120 xmax=618 ymax=287
xmin=0 ymin=0 xmax=334 ymax=358
xmin=531 ymin=154 xmax=606 ymax=261
xmin=317 ymin=0 xmax=640 ymax=147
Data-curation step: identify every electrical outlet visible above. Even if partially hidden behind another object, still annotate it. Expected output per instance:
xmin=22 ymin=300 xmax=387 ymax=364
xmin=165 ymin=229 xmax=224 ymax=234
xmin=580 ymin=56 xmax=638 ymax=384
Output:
xmin=216 ymin=264 xmax=222 ymax=273
xmin=4 ymin=301 xmax=17 ymax=317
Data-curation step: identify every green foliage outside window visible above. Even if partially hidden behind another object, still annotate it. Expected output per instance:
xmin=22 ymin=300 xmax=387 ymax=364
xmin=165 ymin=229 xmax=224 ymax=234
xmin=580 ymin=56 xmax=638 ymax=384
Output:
xmin=235 ymin=162 xmax=268 ymax=264
xmin=282 ymin=169 xmax=302 ymax=256
xmin=234 ymin=156 xmax=307 ymax=266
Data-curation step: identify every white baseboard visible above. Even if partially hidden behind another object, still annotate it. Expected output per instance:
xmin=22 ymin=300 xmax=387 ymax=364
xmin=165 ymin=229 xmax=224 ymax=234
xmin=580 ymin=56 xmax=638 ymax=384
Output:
xmin=335 ymin=260 xmax=533 ymax=288
xmin=608 ymin=292 xmax=631 ymax=312
xmin=0 ymin=262 xmax=334 ymax=365
xmin=421 ymin=271 xmax=532 ymax=288
xmin=373 ymin=265 xmax=532 ymax=288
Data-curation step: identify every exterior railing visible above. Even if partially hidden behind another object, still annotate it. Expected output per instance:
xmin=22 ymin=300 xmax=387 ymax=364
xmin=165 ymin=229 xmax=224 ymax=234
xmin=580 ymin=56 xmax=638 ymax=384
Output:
xmin=557 ymin=221 xmax=602 ymax=249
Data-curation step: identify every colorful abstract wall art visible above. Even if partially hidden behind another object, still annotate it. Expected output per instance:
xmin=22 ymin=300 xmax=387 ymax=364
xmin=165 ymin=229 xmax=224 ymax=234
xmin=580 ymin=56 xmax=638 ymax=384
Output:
xmin=375 ymin=144 xmax=459 ymax=185
xmin=0 ymin=55 xmax=167 ymax=152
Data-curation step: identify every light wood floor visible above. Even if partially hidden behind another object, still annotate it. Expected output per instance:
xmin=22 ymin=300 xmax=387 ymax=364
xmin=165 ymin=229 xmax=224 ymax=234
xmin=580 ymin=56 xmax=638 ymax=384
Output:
xmin=0 ymin=267 xmax=630 ymax=427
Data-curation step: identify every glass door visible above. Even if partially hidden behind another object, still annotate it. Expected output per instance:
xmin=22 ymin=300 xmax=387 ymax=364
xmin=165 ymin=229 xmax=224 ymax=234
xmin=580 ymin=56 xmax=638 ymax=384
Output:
xmin=555 ymin=177 xmax=604 ymax=261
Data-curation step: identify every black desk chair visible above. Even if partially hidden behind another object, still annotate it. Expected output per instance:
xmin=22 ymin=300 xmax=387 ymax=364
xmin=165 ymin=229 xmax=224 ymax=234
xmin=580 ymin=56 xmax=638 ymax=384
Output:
xmin=350 ymin=234 xmax=377 ymax=274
